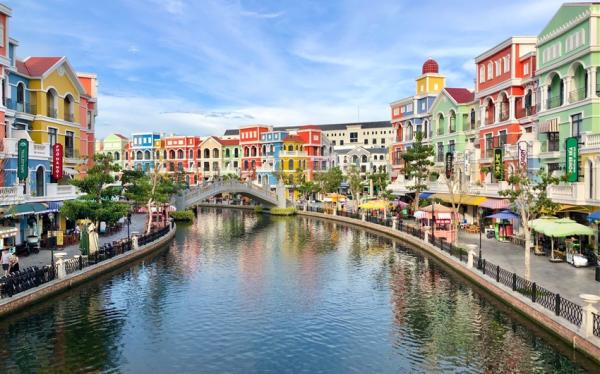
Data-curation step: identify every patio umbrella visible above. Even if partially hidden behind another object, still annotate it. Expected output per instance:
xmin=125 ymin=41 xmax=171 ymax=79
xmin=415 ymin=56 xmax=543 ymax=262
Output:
xmin=485 ymin=210 xmax=519 ymax=220
xmin=359 ymin=200 xmax=389 ymax=210
xmin=587 ymin=210 xmax=600 ymax=223
xmin=528 ymin=216 xmax=558 ymax=232
xmin=539 ymin=218 xmax=593 ymax=237
xmin=418 ymin=203 xmax=454 ymax=213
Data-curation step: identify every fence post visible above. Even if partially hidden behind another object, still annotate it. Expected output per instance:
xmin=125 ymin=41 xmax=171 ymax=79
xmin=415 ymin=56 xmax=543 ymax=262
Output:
xmin=79 ymin=255 xmax=83 ymax=270
xmin=466 ymin=244 xmax=476 ymax=268
xmin=496 ymin=265 xmax=500 ymax=282
xmin=512 ymin=273 xmax=516 ymax=291
xmin=482 ymin=259 xmax=486 ymax=275
xmin=531 ymin=282 xmax=537 ymax=303
xmin=555 ymin=294 xmax=561 ymax=316
xmin=580 ymin=294 xmax=600 ymax=338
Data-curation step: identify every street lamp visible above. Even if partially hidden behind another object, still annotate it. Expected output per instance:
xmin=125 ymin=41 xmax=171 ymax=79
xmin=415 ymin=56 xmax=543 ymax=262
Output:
xmin=48 ymin=212 xmax=56 ymax=268
xmin=127 ymin=211 xmax=131 ymax=246
xmin=478 ymin=207 xmax=483 ymax=269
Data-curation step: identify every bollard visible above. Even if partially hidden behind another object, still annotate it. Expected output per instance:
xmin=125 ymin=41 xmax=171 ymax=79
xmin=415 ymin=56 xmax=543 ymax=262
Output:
xmin=392 ymin=217 xmax=398 ymax=230
xmin=132 ymin=236 xmax=139 ymax=250
xmin=361 ymin=213 xmax=366 ymax=222
xmin=466 ymin=244 xmax=477 ymax=268
xmin=579 ymin=294 xmax=600 ymax=338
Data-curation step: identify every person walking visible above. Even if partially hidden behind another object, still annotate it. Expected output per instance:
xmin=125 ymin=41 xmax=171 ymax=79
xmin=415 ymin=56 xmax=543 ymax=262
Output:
xmin=1 ymin=249 xmax=10 ymax=276
xmin=8 ymin=253 xmax=19 ymax=274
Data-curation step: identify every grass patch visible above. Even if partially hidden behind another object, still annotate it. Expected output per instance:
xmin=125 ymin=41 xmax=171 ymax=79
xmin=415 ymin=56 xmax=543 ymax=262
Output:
xmin=170 ymin=210 xmax=194 ymax=221
xmin=269 ymin=207 xmax=296 ymax=216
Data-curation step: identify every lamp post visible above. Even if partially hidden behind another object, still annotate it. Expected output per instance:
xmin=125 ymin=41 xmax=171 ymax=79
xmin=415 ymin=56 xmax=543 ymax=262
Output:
xmin=478 ymin=207 xmax=483 ymax=269
xmin=432 ymin=201 xmax=435 ymax=242
xmin=127 ymin=211 xmax=131 ymax=246
xmin=48 ymin=212 xmax=56 ymax=268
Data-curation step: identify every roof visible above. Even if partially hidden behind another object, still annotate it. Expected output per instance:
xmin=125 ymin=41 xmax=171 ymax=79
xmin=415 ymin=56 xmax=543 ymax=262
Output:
xmin=114 ymin=133 xmax=128 ymax=140
xmin=445 ymin=88 xmax=474 ymax=104
xmin=219 ymin=138 xmax=239 ymax=146
xmin=223 ymin=120 xmax=391 ymax=135
xmin=422 ymin=58 xmax=439 ymax=74
xmin=19 ymin=57 xmax=62 ymax=76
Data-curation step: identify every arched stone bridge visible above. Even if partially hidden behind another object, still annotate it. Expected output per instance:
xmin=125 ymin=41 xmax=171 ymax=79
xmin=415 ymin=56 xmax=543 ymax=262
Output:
xmin=176 ymin=180 xmax=288 ymax=210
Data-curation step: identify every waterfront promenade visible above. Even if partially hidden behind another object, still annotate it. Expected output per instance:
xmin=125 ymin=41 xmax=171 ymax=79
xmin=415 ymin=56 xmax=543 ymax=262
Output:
xmin=19 ymin=214 xmax=146 ymax=269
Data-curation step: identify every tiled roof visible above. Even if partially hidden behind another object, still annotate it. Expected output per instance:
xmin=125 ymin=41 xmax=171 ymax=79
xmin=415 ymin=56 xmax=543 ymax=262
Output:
xmin=19 ymin=57 xmax=63 ymax=76
xmin=445 ymin=88 xmax=474 ymax=104
xmin=218 ymin=138 xmax=239 ymax=146
xmin=16 ymin=60 xmax=31 ymax=75
xmin=283 ymin=135 xmax=304 ymax=143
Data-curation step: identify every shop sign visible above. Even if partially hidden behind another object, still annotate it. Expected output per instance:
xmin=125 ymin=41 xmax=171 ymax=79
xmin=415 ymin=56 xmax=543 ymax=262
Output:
xmin=445 ymin=152 xmax=454 ymax=179
xmin=17 ymin=139 xmax=29 ymax=181
xmin=565 ymin=136 xmax=579 ymax=182
xmin=52 ymin=143 xmax=63 ymax=180
xmin=518 ymin=141 xmax=528 ymax=170
xmin=494 ymin=148 xmax=503 ymax=180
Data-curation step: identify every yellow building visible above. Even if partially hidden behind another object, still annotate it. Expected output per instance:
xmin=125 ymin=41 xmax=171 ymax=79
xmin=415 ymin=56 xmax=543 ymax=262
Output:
xmin=280 ymin=135 xmax=307 ymax=174
xmin=18 ymin=57 xmax=87 ymax=175
xmin=415 ymin=58 xmax=445 ymax=96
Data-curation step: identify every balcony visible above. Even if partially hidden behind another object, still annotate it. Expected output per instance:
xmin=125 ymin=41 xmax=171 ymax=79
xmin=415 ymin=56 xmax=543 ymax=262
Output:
xmin=546 ymin=96 xmax=562 ymax=110
xmin=64 ymin=113 xmax=75 ymax=122
xmin=4 ymin=99 xmax=36 ymax=114
xmin=547 ymin=183 xmax=586 ymax=205
xmin=0 ymin=186 xmax=25 ymax=206
xmin=47 ymin=107 xmax=58 ymax=119
xmin=469 ymin=181 xmax=509 ymax=197
xmin=499 ymin=109 xmax=509 ymax=122
xmin=279 ymin=150 xmax=307 ymax=157
xmin=28 ymin=183 xmax=80 ymax=203
xmin=580 ymin=133 xmax=600 ymax=153
xmin=516 ymin=105 xmax=536 ymax=119
xmin=568 ymin=88 xmax=587 ymax=103
xmin=3 ymin=138 xmax=50 ymax=158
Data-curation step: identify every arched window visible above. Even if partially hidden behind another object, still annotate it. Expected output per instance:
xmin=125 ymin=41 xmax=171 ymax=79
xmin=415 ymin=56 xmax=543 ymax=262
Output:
xmin=189 ymin=149 xmax=193 ymax=159
xmin=288 ymin=159 xmax=294 ymax=170
xmin=234 ymin=148 xmax=239 ymax=158
xmin=63 ymin=94 xmax=74 ymax=122
xmin=46 ymin=89 xmax=57 ymax=118
xmin=144 ymin=150 xmax=151 ymax=160
xmin=136 ymin=151 xmax=143 ymax=160
xmin=405 ymin=123 xmax=414 ymax=140
xmin=479 ymin=65 xmax=485 ymax=83
xmin=213 ymin=148 xmax=219 ymax=158
xmin=225 ymin=149 xmax=230 ymax=158
xmin=487 ymin=62 xmax=493 ymax=80
xmin=243 ymin=147 xmax=249 ymax=157
xmin=169 ymin=150 xmax=175 ymax=159
xmin=243 ymin=160 xmax=249 ymax=170
xmin=288 ymin=145 xmax=293 ymax=151
xmin=362 ymin=155 xmax=368 ymax=163
xmin=204 ymin=149 xmax=210 ymax=158
xmin=588 ymin=160 xmax=594 ymax=199
xmin=197 ymin=149 xmax=201 ymax=158
xmin=177 ymin=162 xmax=183 ymax=171
xmin=125 ymin=152 xmax=129 ymax=161
xmin=251 ymin=146 xmax=257 ymax=157
xmin=470 ymin=109 xmax=476 ymax=129
xmin=262 ymin=145 xmax=266 ymax=155
xmin=449 ymin=111 xmax=456 ymax=133
xmin=251 ymin=160 xmax=256 ymax=169
xmin=16 ymin=82 xmax=25 ymax=111
xmin=352 ymin=155 xmax=358 ymax=164
xmin=177 ymin=149 xmax=184 ymax=159
xmin=36 ymin=166 xmax=44 ymax=196
xmin=114 ymin=152 xmax=120 ymax=161
xmin=270 ymin=145 xmax=274 ymax=153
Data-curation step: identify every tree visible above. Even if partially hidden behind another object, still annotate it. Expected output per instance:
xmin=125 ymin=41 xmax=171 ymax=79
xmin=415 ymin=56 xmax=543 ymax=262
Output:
xmin=61 ymin=154 xmax=128 ymax=226
xmin=297 ymin=181 xmax=316 ymax=202
xmin=442 ymin=165 xmax=467 ymax=243
xmin=346 ymin=165 xmax=363 ymax=210
xmin=368 ymin=170 xmax=390 ymax=197
xmin=121 ymin=162 xmax=182 ymax=234
xmin=499 ymin=168 xmax=560 ymax=278
xmin=314 ymin=166 xmax=343 ymax=195
xmin=402 ymin=131 xmax=435 ymax=211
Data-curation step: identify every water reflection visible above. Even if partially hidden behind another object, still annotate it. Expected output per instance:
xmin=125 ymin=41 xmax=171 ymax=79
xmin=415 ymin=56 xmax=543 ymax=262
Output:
xmin=0 ymin=209 xmax=592 ymax=373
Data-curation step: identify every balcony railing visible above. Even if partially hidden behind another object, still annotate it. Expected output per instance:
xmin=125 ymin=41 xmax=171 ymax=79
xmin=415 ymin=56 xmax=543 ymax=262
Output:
xmin=484 ymin=148 xmax=494 ymax=159
xmin=499 ymin=109 xmax=509 ymax=121
xmin=541 ymin=140 xmax=560 ymax=153
xmin=546 ymin=96 xmax=562 ymax=110
xmin=64 ymin=113 xmax=75 ymax=122
xmin=47 ymin=107 xmax=58 ymax=118
xmin=3 ymin=138 xmax=50 ymax=158
xmin=568 ymin=88 xmax=587 ymax=103
xmin=4 ymin=99 xmax=36 ymax=114
xmin=516 ymin=105 xmax=536 ymax=118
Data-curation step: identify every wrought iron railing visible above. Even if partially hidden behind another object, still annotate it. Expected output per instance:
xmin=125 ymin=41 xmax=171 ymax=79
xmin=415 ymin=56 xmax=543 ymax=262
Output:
xmin=568 ymin=88 xmax=587 ymax=103
xmin=593 ymin=312 xmax=600 ymax=338
xmin=546 ymin=96 xmax=562 ymax=110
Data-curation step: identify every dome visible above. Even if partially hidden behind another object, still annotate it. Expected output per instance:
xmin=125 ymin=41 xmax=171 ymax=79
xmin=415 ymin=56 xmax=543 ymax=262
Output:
xmin=422 ymin=58 xmax=439 ymax=74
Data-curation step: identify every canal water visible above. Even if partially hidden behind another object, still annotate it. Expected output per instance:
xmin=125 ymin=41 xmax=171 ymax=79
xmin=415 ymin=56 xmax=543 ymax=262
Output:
xmin=0 ymin=208 xmax=595 ymax=373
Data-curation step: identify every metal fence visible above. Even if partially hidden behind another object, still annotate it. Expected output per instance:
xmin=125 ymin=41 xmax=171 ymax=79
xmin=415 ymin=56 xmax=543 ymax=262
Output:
xmin=0 ymin=223 xmax=174 ymax=299
xmin=312 ymin=209 xmax=595 ymax=334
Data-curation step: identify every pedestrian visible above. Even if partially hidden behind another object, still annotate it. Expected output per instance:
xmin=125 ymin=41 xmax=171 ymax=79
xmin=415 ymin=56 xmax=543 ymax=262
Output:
xmin=1 ymin=248 xmax=10 ymax=276
xmin=8 ymin=253 xmax=19 ymax=274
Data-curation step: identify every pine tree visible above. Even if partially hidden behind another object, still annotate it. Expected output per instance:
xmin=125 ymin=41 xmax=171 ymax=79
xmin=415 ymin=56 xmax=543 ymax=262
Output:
xmin=402 ymin=131 xmax=435 ymax=211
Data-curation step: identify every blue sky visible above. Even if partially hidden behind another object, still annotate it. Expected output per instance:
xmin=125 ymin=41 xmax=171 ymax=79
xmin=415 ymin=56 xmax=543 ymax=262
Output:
xmin=8 ymin=0 xmax=566 ymax=138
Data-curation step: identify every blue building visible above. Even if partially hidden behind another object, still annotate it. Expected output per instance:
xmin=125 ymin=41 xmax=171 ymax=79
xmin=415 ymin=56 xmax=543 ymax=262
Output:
xmin=257 ymin=130 xmax=288 ymax=186
xmin=131 ymin=132 xmax=161 ymax=172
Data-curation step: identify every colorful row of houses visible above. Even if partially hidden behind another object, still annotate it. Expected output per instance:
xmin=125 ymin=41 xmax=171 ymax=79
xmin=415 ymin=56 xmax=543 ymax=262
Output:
xmin=0 ymin=3 xmax=98 ymax=247
xmin=388 ymin=2 xmax=600 ymax=224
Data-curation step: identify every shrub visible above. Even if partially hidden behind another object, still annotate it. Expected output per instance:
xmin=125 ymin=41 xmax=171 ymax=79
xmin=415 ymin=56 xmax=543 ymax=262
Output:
xmin=254 ymin=206 xmax=264 ymax=213
xmin=170 ymin=210 xmax=194 ymax=221
xmin=269 ymin=207 xmax=296 ymax=216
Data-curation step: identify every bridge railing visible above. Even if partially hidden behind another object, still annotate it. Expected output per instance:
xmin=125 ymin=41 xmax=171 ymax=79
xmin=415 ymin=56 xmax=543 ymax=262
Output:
xmin=182 ymin=180 xmax=279 ymax=205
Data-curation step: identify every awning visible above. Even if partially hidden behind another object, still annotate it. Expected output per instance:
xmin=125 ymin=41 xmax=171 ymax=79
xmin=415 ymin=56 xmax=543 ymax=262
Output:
xmin=5 ymin=203 xmax=49 ymax=216
xmin=419 ymin=192 xmax=433 ymax=199
xmin=479 ymin=198 xmax=510 ymax=210
xmin=63 ymin=167 xmax=78 ymax=176
xmin=431 ymin=193 xmax=487 ymax=206
xmin=557 ymin=204 xmax=599 ymax=214
xmin=436 ymin=212 xmax=452 ymax=220
xmin=539 ymin=118 xmax=559 ymax=133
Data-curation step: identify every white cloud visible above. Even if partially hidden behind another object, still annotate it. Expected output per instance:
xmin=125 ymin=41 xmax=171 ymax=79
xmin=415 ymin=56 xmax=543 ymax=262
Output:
xmin=240 ymin=10 xmax=284 ymax=19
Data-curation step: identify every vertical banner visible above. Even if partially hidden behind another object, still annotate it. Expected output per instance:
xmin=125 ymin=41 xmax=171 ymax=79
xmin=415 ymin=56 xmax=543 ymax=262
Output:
xmin=52 ymin=143 xmax=64 ymax=181
xmin=494 ymin=148 xmax=503 ymax=180
xmin=517 ymin=141 xmax=528 ymax=171
xmin=17 ymin=138 xmax=29 ymax=181
xmin=565 ymin=137 xmax=579 ymax=182
xmin=445 ymin=152 xmax=454 ymax=179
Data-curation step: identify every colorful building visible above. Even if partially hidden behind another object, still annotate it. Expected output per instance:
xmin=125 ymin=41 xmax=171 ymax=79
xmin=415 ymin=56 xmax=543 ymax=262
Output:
xmin=239 ymin=125 xmax=270 ymax=180
xmin=257 ymin=130 xmax=288 ymax=186
xmin=130 ymin=132 xmax=161 ymax=172
xmin=163 ymin=135 xmax=201 ymax=184
xmin=96 ymin=133 xmax=129 ymax=170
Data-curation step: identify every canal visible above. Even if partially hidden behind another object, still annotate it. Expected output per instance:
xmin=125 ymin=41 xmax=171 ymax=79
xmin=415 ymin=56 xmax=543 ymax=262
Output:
xmin=0 ymin=208 xmax=596 ymax=373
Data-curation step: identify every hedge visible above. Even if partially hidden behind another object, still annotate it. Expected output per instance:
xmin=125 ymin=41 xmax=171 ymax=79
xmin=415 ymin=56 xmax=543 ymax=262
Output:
xmin=170 ymin=210 xmax=194 ymax=221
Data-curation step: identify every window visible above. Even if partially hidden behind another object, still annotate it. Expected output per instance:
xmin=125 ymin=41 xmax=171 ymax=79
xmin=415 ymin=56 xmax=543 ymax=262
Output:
xmin=571 ymin=113 xmax=582 ymax=138
xmin=65 ymin=131 xmax=74 ymax=158
xmin=393 ymin=108 xmax=399 ymax=116
xmin=548 ymin=132 xmax=560 ymax=152
xmin=373 ymin=138 xmax=377 ymax=144
xmin=48 ymin=127 xmax=58 ymax=149
xmin=485 ymin=133 xmax=493 ymax=158
xmin=437 ymin=143 xmax=444 ymax=162
xmin=524 ymin=62 xmax=529 ymax=75
xmin=381 ymin=138 xmax=385 ymax=144
xmin=479 ymin=65 xmax=485 ymax=83
xmin=470 ymin=109 xmax=476 ymax=130
xmin=349 ymin=132 xmax=358 ymax=143
xmin=364 ymin=139 xmax=368 ymax=145
xmin=46 ymin=89 xmax=57 ymax=118
xmin=498 ymin=130 xmax=507 ymax=147
xmin=487 ymin=62 xmax=493 ymax=80
xmin=332 ymin=140 xmax=336 ymax=146
xmin=340 ymin=140 xmax=344 ymax=146
xmin=503 ymin=55 xmax=510 ymax=73
xmin=448 ymin=140 xmax=455 ymax=154
xmin=495 ymin=60 xmax=501 ymax=77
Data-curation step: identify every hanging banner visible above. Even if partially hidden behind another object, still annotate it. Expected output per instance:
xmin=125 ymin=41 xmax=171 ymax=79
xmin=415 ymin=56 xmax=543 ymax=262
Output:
xmin=518 ymin=141 xmax=528 ymax=171
xmin=52 ymin=143 xmax=63 ymax=180
xmin=565 ymin=136 xmax=579 ymax=182
xmin=494 ymin=148 xmax=503 ymax=180
xmin=17 ymin=139 xmax=29 ymax=181
xmin=445 ymin=152 xmax=454 ymax=179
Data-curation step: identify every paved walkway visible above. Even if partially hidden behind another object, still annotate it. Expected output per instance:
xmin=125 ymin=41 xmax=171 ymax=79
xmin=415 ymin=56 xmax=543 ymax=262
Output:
xmin=457 ymin=232 xmax=599 ymax=302
xmin=19 ymin=214 xmax=147 ymax=269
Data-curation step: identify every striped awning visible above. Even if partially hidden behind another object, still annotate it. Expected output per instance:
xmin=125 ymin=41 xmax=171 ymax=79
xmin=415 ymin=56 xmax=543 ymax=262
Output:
xmin=431 ymin=193 xmax=487 ymax=206
xmin=419 ymin=192 xmax=434 ymax=199
xmin=539 ymin=118 xmax=559 ymax=133
xmin=479 ymin=198 xmax=510 ymax=209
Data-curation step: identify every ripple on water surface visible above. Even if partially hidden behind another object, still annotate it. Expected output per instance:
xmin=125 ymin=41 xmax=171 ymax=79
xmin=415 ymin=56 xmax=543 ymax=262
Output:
xmin=0 ymin=209 xmax=594 ymax=373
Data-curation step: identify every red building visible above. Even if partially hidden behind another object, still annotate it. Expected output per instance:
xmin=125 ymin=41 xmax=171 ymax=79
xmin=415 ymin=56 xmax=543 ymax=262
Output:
xmin=163 ymin=135 xmax=202 ymax=184
xmin=240 ymin=125 xmax=271 ymax=180
xmin=77 ymin=73 xmax=97 ymax=175
xmin=296 ymin=125 xmax=332 ymax=180
xmin=475 ymin=36 xmax=537 ymax=182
